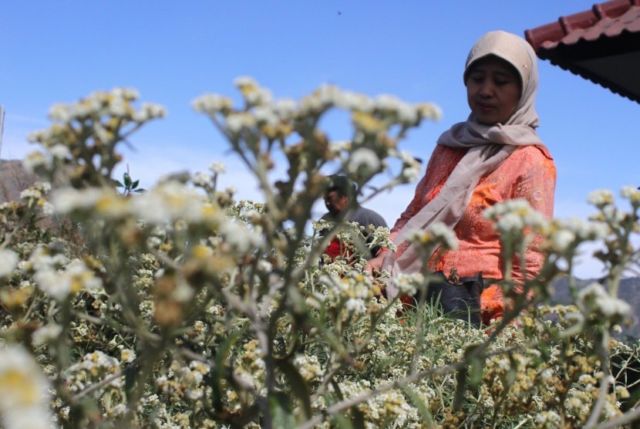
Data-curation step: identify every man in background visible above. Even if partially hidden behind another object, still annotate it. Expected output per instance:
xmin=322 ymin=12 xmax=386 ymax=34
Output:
xmin=321 ymin=175 xmax=387 ymax=259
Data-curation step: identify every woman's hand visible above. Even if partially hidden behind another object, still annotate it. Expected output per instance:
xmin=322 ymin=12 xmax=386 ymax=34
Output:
xmin=366 ymin=250 xmax=387 ymax=274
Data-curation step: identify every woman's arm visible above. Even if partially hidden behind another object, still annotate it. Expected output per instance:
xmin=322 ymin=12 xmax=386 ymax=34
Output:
xmin=509 ymin=146 xmax=557 ymax=285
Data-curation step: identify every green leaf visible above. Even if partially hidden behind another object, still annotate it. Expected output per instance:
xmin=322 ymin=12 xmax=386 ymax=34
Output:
xmin=453 ymin=366 xmax=467 ymax=411
xmin=132 ymin=180 xmax=139 ymax=189
xmin=123 ymin=362 xmax=139 ymax=397
xmin=269 ymin=393 xmax=296 ymax=429
xmin=277 ymin=359 xmax=312 ymax=419
xmin=333 ymin=413 xmax=355 ymax=429
xmin=123 ymin=172 xmax=132 ymax=187
xmin=332 ymin=407 xmax=365 ymax=429
xmin=208 ymin=332 xmax=240 ymax=411
xmin=114 ymin=180 xmax=124 ymax=188
xmin=400 ymin=385 xmax=436 ymax=426
xmin=469 ymin=355 xmax=485 ymax=387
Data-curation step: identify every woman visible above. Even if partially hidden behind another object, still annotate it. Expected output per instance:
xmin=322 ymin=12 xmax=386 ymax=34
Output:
xmin=368 ymin=30 xmax=556 ymax=324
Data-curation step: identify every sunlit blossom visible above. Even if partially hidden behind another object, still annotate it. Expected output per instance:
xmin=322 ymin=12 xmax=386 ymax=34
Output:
xmin=0 ymin=249 xmax=19 ymax=277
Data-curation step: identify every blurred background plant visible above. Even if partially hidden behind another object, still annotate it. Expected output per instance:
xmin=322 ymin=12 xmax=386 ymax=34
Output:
xmin=0 ymin=80 xmax=638 ymax=428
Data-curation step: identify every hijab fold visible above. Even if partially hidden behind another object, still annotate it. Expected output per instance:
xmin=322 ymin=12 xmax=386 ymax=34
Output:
xmin=383 ymin=31 xmax=546 ymax=297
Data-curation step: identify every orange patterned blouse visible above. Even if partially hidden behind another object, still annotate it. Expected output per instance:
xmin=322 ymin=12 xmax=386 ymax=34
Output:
xmin=391 ymin=144 xmax=556 ymax=322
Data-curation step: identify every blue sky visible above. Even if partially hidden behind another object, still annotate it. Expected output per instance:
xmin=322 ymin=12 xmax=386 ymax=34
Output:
xmin=2 ymin=1 xmax=638 ymax=277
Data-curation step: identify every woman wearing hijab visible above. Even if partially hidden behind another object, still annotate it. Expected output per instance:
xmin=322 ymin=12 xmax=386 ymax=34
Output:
xmin=367 ymin=30 xmax=556 ymax=324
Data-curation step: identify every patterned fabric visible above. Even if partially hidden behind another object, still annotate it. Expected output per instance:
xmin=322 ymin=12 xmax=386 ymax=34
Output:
xmin=390 ymin=144 xmax=556 ymax=323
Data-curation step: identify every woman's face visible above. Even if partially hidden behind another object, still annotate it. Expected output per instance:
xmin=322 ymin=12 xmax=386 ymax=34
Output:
xmin=465 ymin=56 xmax=522 ymax=126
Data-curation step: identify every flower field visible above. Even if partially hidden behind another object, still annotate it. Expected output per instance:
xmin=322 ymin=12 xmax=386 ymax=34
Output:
xmin=0 ymin=79 xmax=639 ymax=428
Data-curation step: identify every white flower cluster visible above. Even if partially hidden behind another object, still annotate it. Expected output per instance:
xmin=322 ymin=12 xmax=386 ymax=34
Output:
xmin=29 ymin=247 xmax=102 ymax=300
xmin=65 ymin=351 xmax=122 ymax=393
xmin=298 ymin=84 xmax=441 ymax=125
xmin=394 ymin=272 xmax=424 ymax=296
xmin=347 ymin=147 xmax=380 ymax=174
xmin=407 ymin=221 xmax=458 ymax=251
xmin=19 ymin=181 xmax=51 ymax=201
xmin=621 ymin=185 xmax=640 ymax=204
xmin=293 ymin=355 xmax=323 ymax=382
xmin=23 ymin=145 xmax=70 ymax=173
xmin=219 ymin=220 xmax=264 ymax=254
xmin=0 ymin=249 xmax=18 ymax=278
xmin=51 ymin=182 xmax=222 ymax=225
xmin=318 ymin=271 xmax=374 ymax=315
xmin=587 ymin=189 xmax=614 ymax=207
xmin=483 ymin=199 xmax=548 ymax=235
xmin=133 ymin=181 xmax=219 ymax=225
xmin=32 ymin=323 xmax=63 ymax=347
xmin=234 ymin=76 xmax=273 ymax=106
xmin=51 ymin=187 xmax=110 ymax=215
xmin=47 ymin=88 xmax=165 ymax=123
xmin=0 ymin=345 xmax=54 ymax=429
xmin=209 ymin=161 xmax=226 ymax=174
xmin=396 ymin=150 xmax=422 ymax=182
xmin=192 ymin=94 xmax=233 ymax=115
xmin=546 ymin=217 xmax=609 ymax=253
xmin=193 ymin=77 xmax=440 ymax=140
xmin=175 ymin=361 xmax=211 ymax=401
xmin=576 ymin=282 xmax=631 ymax=325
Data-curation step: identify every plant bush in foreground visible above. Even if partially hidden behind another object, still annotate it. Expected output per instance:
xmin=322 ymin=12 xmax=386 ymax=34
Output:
xmin=0 ymin=79 xmax=639 ymax=428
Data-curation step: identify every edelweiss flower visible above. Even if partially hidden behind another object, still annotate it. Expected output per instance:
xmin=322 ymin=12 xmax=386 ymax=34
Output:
xmin=0 ymin=345 xmax=53 ymax=429
xmin=587 ymin=189 xmax=614 ymax=207
xmin=577 ymin=282 xmax=631 ymax=323
xmin=348 ymin=148 xmax=380 ymax=173
xmin=0 ymin=249 xmax=19 ymax=277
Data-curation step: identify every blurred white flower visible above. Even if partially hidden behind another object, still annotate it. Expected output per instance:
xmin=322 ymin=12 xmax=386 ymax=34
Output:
xmin=577 ymin=282 xmax=631 ymax=323
xmin=134 ymin=103 xmax=166 ymax=121
xmin=0 ymin=249 xmax=18 ymax=277
xmin=22 ymin=151 xmax=49 ymax=172
xmin=226 ymin=113 xmax=256 ymax=134
xmin=416 ymin=102 xmax=442 ymax=121
xmin=209 ymin=162 xmax=226 ymax=174
xmin=233 ymin=76 xmax=258 ymax=88
xmin=345 ymin=298 xmax=366 ymax=313
xmin=0 ymin=345 xmax=54 ymax=429
xmin=621 ymin=186 xmax=640 ymax=204
xmin=549 ymin=230 xmax=575 ymax=252
xmin=273 ymin=98 xmax=298 ymax=118
xmin=48 ymin=103 xmax=73 ymax=122
xmin=192 ymin=94 xmax=233 ymax=114
xmin=587 ymin=189 xmax=614 ymax=207
xmin=395 ymin=273 xmax=424 ymax=295
xmin=32 ymin=324 xmax=63 ymax=347
xmin=253 ymin=106 xmax=279 ymax=127
xmin=294 ymin=355 xmax=323 ymax=382
xmin=109 ymin=98 xmax=128 ymax=116
xmin=51 ymin=187 xmax=105 ymax=214
xmin=49 ymin=144 xmax=71 ymax=159
xmin=33 ymin=258 xmax=102 ymax=301
xmin=378 ymin=94 xmax=418 ymax=124
xmin=192 ymin=172 xmax=212 ymax=187
xmin=348 ymin=148 xmax=380 ymax=173
xmin=408 ymin=222 xmax=458 ymax=251
xmin=219 ymin=220 xmax=264 ymax=254
xmin=131 ymin=181 xmax=219 ymax=225
xmin=484 ymin=199 xmax=549 ymax=234
xmin=335 ymin=90 xmax=374 ymax=112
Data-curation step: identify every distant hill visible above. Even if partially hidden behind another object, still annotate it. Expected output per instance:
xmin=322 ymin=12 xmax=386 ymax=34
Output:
xmin=0 ymin=159 xmax=37 ymax=203
xmin=550 ymin=276 xmax=640 ymax=341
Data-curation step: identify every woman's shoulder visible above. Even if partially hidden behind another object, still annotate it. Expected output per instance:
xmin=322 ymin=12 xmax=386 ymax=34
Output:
xmin=510 ymin=144 xmax=554 ymax=163
xmin=432 ymin=144 xmax=467 ymax=158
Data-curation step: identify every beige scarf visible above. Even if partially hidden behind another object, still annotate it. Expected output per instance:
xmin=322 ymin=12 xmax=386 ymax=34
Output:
xmin=384 ymin=31 xmax=544 ymax=296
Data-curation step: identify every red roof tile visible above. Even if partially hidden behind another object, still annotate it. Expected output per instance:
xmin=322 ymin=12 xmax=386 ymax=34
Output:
xmin=525 ymin=0 xmax=640 ymax=103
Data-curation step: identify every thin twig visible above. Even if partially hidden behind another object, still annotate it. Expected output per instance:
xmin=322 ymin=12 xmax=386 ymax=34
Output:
xmin=71 ymin=370 xmax=123 ymax=402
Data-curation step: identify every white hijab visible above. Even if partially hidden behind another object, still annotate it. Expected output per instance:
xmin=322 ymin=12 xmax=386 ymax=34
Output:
xmin=384 ymin=31 xmax=544 ymax=295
